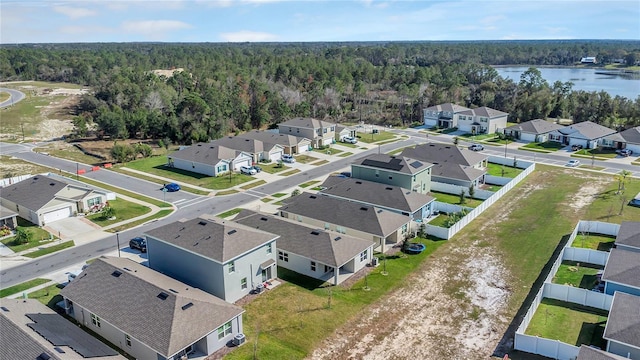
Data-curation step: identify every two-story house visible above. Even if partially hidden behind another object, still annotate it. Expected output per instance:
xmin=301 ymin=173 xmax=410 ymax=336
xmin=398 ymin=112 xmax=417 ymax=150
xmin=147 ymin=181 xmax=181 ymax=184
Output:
xmin=457 ymin=106 xmax=509 ymax=135
xmin=350 ymin=154 xmax=433 ymax=194
xmin=278 ymin=118 xmax=336 ymax=148
xmin=602 ymin=292 xmax=640 ymax=359
xmin=145 ymin=215 xmax=279 ymax=303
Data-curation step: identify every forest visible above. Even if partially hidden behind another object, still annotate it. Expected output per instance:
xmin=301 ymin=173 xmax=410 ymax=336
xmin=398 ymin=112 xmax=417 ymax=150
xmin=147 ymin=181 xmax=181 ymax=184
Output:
xmin=1 ymin=40 xmax=639 ymax=144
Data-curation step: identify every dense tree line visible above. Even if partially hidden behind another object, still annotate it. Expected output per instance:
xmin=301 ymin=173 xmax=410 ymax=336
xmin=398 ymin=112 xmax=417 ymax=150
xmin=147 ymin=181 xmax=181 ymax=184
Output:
xmin=1 ymin=41 xmax=639 ymax=144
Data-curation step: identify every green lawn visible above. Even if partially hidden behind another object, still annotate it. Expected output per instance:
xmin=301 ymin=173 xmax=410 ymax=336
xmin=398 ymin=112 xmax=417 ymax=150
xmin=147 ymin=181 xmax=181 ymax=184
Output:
xmin=259 ymin=163 xmax=290 ymax=174
xmin=34 ymin=146 xmax=104 ymax=165
xmin=0 ymin=278 xmax=50 ymax=298
xmin=294 ymin=154 xmax=319 ymax=164
xmin=217 ymin=208 xmax=243 ymax=218
xmin=587 ymin=179 xmax=640 ymax=223
xmin=280 ymin=169 xmax=301 ymax=176
xmin=225 ymin=238 xmax=444 ymax=360
xmin=336 ymin=142 xmax=358 ymax=148
xmin=571 ymin=234 xmax=616 ymax=251
xmin=431 ymin=191 xmax=483 ymax=208
xmin=460 ymin=133 xmax=496 ymax=141
xmin=0 ymin=219 xmax=57 ymax=252
xmin=525 ymin=298 xmax=607 ymax=348
xmin=272 ymin=193 xmax=287 ymax=198
xmin=357 ymin=131 xmax=395 ymax=144
xmin=575 ymin=148 xmax=618 ymax=159
xmin=24 ymin=241 xmax=74 ymax=258
xmin=62 ymin=175 xmax=171 ymax=207
xmin=107 ymin=209 xmax=173 ymax=233
xmin=311 ymin=159 xmax=329 ymax=166
xmin=312 ymin=147 xmax=343 ymax=156
xmin=426 ymin=214 xmax=449 ymax=228
xmin=299 ymin=181 xmax=320 ymax=188
xmin=120 ymin=156 xmax=253 ymax=189
xmin=86 ymin=199 xmax=150 ymax=227
xmin=484 ymin=138 xmax=511 ymax=145
xmin=216 ymin=189 xmax=239 ymax=196
xmin=240 ymin=180 xmax=267 ymax=190
xmin=487 ymin=163 xmax=524 ymax=178
xmin=521 ymin=142 xmax=564 ymax=152
xmin=552 ymin=261 xmax=602 ymax=289
xmin=0 ymin=91 xmax=11 ymax=103
xmin=26 ymin=284 xmax=64 ymax=309
xmin=338 ymin=152 xmax=354 ymax=157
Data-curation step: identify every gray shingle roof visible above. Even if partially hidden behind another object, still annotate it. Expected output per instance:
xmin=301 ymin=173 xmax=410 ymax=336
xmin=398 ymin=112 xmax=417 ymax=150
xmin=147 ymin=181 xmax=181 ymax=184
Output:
xmin=239 ymin=130 xmax=310 ymax=147
xmin=352 ymin=154 xmax=432 ymax=175
xmin=459 ymin=106 xmax=508 ymax=118
xmin=212 ymin=136 xmax=279 ymax=154
xmin=508 ymin=119 xmax=564 ymax=134
xmin=60 ymin=257 xmax=244 ymax=358
xmin=577 ymin=345 xmax=629 ymax=360
xmin=603 ymin=292 xmax=640 ymax=348
xmin=168 ymin=143 xmax=242 ymax=164
xmin=558 ymin=121 xmax=616 ymax=140
xmin=0 ymin=175 xmax=67 ymax=211
xmin=601 ymin=248 xmax=640 ymax=289
xmin=234 ymin=210 xmax=373 ymax=267
xmin=400 ymin=143 xmax=487 ymax=182
xmin=320 ymin=177 xmax=435 ymax=213
xmin=278 ymin=117 xmax=336 ymax=129
xmin=145 ymin=216 xmax=278 ymax=263
xmin=615 ymin=221 xmax=640 ymax=250
xmin=616 ymin=126 xmax=640 ymax=145
xmin=0 ymin=316 xmax=61 ymax=360
xmin=278 ymin=192 xmax=410 ymax=237
xmin=0 ymin=204 xmax=17 ymax=220
xmin=423 ymin=103 xmax=470 ymax=113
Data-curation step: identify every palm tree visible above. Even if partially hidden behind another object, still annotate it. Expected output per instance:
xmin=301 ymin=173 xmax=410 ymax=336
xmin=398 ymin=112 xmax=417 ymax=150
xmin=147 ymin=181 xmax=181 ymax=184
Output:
xmin=614 ymin=170 xmax=632 ymax=194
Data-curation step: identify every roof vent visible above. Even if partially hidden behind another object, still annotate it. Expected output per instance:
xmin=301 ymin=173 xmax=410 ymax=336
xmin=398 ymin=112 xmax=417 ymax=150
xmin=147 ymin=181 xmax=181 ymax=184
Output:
xmin=309 ymin=195 xmax=317 ymax=199
xmin=37 ymin=353 xmax=51 ymax=360
xmin=50 ymin=183 xmax=55 ymax=186
xmin=311 ymin=231 xmax=320 ymax=235
xmin=360 ymin=207 xmax=368 ymax=211
xmin=377 ymin=209 xmax=383 ymax=213
xmin=0 ymin=306 xmax=9 ymax=312
xmin=260 ymin=217 xmax=268 ymax=221
xmin=197 ymin=144 xmax=202 ymax=146
xmin=111 ymin=270 xmax=122 ymax=278
xmin=33 ymin=177 xmax=39 ymax=180
xmin=54 ymin=347 xmax=66 ymax=354
xmin=123 ymin=267 xmax=132 ymax=272
xmin=227 ymin=229 xmax=237 ymax=235
xmin=355 ymin=181 xmax=362 ymax=184
xmin=193 ymin=242 xmax=199 ymax=246
xmin=198 ymin=221 xmax=207 ymax=226
xmin=169 ymin=288 xmax=179 ymax=293
xmin=157 ymin=292 xmax=169 ymax=300
xmin=385 ymin=187 xmax=393 ymax=190
xmin=181 ymin=302 xmax=194 ymax=310
xmin=334 ymin=237 xmax=342 ymax=241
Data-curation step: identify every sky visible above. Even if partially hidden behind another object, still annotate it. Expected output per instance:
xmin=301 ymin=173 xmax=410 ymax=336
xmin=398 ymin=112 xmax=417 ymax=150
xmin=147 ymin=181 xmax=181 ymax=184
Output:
xmin=1 ymin=0 xmax=639 ymax=44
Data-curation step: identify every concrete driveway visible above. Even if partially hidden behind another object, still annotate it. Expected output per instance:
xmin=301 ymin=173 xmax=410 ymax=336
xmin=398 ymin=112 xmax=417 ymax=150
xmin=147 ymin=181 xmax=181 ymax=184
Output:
xmin=44 ymin=217 xmax=108 ymax=243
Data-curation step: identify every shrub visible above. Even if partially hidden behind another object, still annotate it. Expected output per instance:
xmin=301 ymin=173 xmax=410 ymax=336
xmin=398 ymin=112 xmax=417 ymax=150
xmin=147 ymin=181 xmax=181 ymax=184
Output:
xmin=14 ymin=227 xmax=33 ymax=245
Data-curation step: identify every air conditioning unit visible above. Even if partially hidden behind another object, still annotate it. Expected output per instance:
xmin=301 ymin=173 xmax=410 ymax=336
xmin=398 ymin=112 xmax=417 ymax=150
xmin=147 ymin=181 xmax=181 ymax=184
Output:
xmin=371 ymin=257 xmax=379 ymax=267
xmin=233 ymin=333 xmax=246 ymax=346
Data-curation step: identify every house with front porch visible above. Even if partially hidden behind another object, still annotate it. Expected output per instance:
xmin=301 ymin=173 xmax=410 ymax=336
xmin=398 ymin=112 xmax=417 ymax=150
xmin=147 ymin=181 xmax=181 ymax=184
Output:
xmin=503 ymin=119 xmax=564 ymax=143
xmin=457 ymin=106 xmax=509 ymax=135
xmin=602 ymin=292 xmax=640 ymax=359
xmin=547 ymin=121 xmax=616 ymax=149
xmin=145 ymin=215 xmax=279 ymax=303
xmin=167 ymin=143 xmax=253 ymax=177
xmin=335 ymin=124 xmax=357 ymax=142
xmin=211 ymin=136 xmax=284 ymax=164
xmin=278 ymin=117 xmax=336 ymax=148
xmin=602 ymin=126 xmax=640 ymax=154
xmin=602 ymin=247 xmax=640 ymax=297
xmin=423 ymin=103 xmax=471 ymax=129
xmin=350 ymin=154 xmax=433 ymax=194
xmin=278 ymin=192 xmax=411 ymax=253
xmin=239 ymin=130 xmax=311 ymax=155
xmin=400 ymin=143 xmax=488 ymax=188
xmin=0 ymin=205 xmax=18 ymax=229
xmin=234 ymin=210 xmax=374 ymax=286
xmin=319 ymin=177 xmax=436 ymax=220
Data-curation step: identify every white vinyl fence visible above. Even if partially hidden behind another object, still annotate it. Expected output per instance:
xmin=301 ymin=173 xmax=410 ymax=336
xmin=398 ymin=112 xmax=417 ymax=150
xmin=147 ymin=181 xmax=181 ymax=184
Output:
xmin=0 ymin=174 xmax=34 ymax=187
xmin=430 ymin=181 xmax=494 ymax=200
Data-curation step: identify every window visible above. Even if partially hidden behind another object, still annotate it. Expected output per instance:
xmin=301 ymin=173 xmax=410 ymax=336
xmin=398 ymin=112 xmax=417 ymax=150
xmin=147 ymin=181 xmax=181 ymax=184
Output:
xmin=125 ymin=334 xmax=131 ymax=347
xmin=323 ymin=128 xmax=327 ymax=134
xmin=16 ymin=204 xmax=19 ymax=211
xmin=91 ymin=314 xmax=101 ymax=328
xmin=310 ymin=261 xmax=316 ymax=272
xmin=266 ymin=243 xmax=272 ymax=254
xmin=388 ymin=176 xmax=393 ymax=180
xmin=241 ymin=278 xmax=247 ymax=290
xmin=360 ymin=251 xmax=368 ymax=262
xmin=296 ymin=215 xmax=302 ymax=222
xmin=278 ymin=251 xmax=289 ymax=262
xmin=87 ymin=197 xmax=101 ymax=206
xmin=217 ymin=321 xmax=232 ymax=340
xmin=402 ymin=224 xmax=408 ymax=234
xmin=228 ymin=261 xmax=235 ymax=273
xmin=324 ymin=223 xmax=330 ymax=230
xmin=324 ymin=265 xmax=331 ymax=273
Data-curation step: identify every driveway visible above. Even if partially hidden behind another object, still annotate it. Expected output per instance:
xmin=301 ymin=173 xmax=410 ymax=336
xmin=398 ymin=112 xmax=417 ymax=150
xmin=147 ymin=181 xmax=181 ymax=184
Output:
xmin=44 ymin=217 xmax=107 ymax=242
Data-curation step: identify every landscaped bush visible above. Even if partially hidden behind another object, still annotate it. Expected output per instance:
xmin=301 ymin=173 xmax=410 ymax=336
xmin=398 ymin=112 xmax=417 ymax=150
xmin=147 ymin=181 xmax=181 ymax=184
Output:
xmin=0 ymin=225 xmax=11 ymax=237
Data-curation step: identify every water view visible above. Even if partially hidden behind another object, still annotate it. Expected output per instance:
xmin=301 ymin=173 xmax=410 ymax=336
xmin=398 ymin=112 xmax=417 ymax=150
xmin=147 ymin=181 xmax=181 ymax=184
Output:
xmin=495 ymin=66 xmax=640 ymax=100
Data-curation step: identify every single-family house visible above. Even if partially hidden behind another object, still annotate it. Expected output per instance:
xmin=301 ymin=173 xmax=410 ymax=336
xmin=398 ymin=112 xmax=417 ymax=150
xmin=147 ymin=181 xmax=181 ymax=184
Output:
xmin=602 ymin=248 xmax=640 ymax=297
xmin=576 ymin=344 xmax=629 ymax=360
xmin=614 ymin=221 xmax=640 ymax=253
xmin=602 ymin=292 xmax=640 ymax=359
xmin=0 ymin=204 xmax=18 ymax=229
xmin=211 ymin=136 xmax=284 ymax=163
xmin=400 ymin=143 xmax=488 ymax=188
xmin=60 ymin=257 xmax=244 ymax=360
xmin=234 ymin=210 xmax=374 ymax=286
xmin=457 ymin=106 xmax=509 ymax=135
xmin=503 ymin=119 xmax=565 ymax=143
xmin=423 ymin=103 xmax=471 ymax=129
xmin=145 ymin=216 xmax=279 ymax=303
xmin=278 ymin=192 xmax=411 ymax=252
xmin=335 ymin=124 xmax=357 ymax=142
xmin=167 ymin=143 xmax=253 ymax=177
xmin=0 ymin=298 xmax=124 ymax=360
xmin=602 ymin=126 xmax=640 ymax=154
xmin=350 ymin=154 xmax=433 ymax=194
xmin=547 ymin=121 xmax=617 ymax=149
xmin=238 ymin=130 xmax=311 ymax=155
xmin=581 ymin=57 xmax=597 ymax=64
xmin=278 ymin=117 xmax=336 ymax=148
xmin=319 ymin=177 xmax=436 ymax=220
xmin=0 ymin=175 xmax=113 ymax=226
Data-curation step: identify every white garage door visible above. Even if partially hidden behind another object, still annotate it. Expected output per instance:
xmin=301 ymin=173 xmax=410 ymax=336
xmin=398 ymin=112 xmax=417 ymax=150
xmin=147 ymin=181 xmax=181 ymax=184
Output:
xmin=43 ymin=207 xmax=72 ymax=224
xmin=270 ymin=150 xmax=283 ymax=161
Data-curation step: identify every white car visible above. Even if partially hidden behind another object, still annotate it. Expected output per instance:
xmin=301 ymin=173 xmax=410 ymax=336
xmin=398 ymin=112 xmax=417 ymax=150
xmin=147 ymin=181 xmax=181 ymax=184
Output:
xmin=281 ymin=154 xmax=296 ymax=163
xmin=240 ymin=165 xmax=257 ymax=175
xmin=341 ymin=136 xmax=358 ymax=144
xmin=566 ymin=159 xmax=580 ymax=167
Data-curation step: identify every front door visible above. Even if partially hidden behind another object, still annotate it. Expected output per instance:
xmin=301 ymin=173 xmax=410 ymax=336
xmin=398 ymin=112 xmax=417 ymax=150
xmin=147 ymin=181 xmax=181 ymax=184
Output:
xmin=261 ymin=266 xmax=271 ymax=282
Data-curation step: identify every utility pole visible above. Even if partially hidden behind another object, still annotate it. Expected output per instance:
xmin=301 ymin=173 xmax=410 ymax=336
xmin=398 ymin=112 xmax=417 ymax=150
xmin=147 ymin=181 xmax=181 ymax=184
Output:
xmin=116 ymin=232 xmax=121 ymax=257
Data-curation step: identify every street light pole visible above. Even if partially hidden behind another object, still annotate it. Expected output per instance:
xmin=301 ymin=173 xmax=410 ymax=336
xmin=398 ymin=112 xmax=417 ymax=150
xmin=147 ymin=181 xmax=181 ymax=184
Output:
xmin=116 ymin=232 xmax=121 ymax=257
xmin=504 ymin=138 xmax=508 ymax=158
xmin=76 ymin=162 xmax=79 ymax=180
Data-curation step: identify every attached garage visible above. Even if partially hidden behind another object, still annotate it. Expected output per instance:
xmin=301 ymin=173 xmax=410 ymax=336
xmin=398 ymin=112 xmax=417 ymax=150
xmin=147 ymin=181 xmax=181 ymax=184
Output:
xmin=269 ymin=149 xmax=283 ymax=162
xmin=43 ymin=207 xmax=72 ymax=224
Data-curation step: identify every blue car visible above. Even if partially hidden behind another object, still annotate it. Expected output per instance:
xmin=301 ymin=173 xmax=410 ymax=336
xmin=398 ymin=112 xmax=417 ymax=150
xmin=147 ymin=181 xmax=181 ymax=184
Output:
xmin=163 ymin=183 xmax=181 ymax=192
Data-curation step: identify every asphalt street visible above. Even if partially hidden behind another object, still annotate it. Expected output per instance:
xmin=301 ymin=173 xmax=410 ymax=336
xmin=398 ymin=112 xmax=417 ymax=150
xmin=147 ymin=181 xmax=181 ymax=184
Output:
xmin=0 ymin=87 xmax=26 ymax=108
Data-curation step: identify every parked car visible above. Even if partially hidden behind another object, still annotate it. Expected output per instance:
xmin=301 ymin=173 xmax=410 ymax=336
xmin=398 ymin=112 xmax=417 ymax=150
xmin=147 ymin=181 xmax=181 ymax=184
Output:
xmin=571 ymin=144 xmax=583 ymax=151
xmin=468 ymin=144 xmax=484 ymax=151
xmin=252 ymin=165 xmax=262 ymax=173
xmin=129 ymin=237 xmax=147 ymax=253
xmin=629 ymin=192 xmax=640 ymax=207
xmin=566 ymin=159 xmax=580 ymax=167
xmin=616 ymin=149 xmax=633 ymax=157
xmin=240 ymin=165 xmax=257 ymax=175
xmin=341 ymin=136 xmax=358 ymax=144
xmin=282 ymin=154 xmax=296 ymax=163
xmin=337 ymin=171 xmax=352 ymax=178
xmin=67 ymin=270 xmax=82 ymax=283
xmin=162 ymin=183 xmax=181 ymax=192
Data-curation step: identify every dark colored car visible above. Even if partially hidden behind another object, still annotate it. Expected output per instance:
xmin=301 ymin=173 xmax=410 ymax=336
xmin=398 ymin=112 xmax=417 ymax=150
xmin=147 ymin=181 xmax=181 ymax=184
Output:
xmin=252 ymin=165 xmax=262 ymax=173
xmin=129 ymin=237 xmax=147 ymax=253
xmin=629 ymin=193 xmax=640 ymax=207
xmin=571 ymin=144 xmax=583 ymax=151
xmin=162 ymin=183 xmax=181 ymax=192
xmin=617 ymin=149 xmax=632 ymax=157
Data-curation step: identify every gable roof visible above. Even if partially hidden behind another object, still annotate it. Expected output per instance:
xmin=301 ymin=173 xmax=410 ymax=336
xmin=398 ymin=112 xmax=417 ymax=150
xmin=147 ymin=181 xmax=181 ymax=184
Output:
xmin=60 ymin=257 xmax=244 ymax=358
xmin=603 ymin=292 xmax=640 ymax=348
xmin=278 ymin=192 xmax=410 ymax=237
xmin=601 ymin=248 xmax=640 ymax=289
xmin=278 ymin=117 xmax=336 ymax=129
xmin=400 ymin=143 xmax=487 ymax=181
xmin=0 ymin=175 xmax=67 ymax=210
xmin=615 ymin=221 xmax=640 ymax=250
xmin=0 ymin=204 xmax=18 ymax=221
xmin=319 ymin=177 xmax=435 ymax=213
xmin=423 ymin=103 xmax=470 ymax=113
xmin=459 ymin=106 xmax=509 ymax=118
xmin=577 ymin=345 xmax=629 ymax=360
xmin=145 ymin=216 xmax=278 ymax=263
xmin=238 ymin=130 xmax=311 ymax=147
xmin=352 ymin=154 xmax=432 ymax=175
xmin=212 ymin=136 xmax=280 ymax=154
xmin=508 ymin=119 xmax=564 ymax=134
xmin=168 ymin=143 xmax=245 ymax=164
xmin=558 ymin=121 xmax=616 ymax=140
xmin=234 ymin=210 xmax=373 ymax=267
xmin=615 ymin=126 xmax=640 ymax=145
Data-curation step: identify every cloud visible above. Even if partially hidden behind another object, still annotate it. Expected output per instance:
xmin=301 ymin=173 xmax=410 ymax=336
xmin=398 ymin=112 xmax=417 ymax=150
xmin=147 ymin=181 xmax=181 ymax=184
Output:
xmin=53 ymin=6 xmax=97 ymax=19
xmin=121 ymin=20 xmax=192 ymax=35
xmin=219 ymin=30 xmax=278 ymax=42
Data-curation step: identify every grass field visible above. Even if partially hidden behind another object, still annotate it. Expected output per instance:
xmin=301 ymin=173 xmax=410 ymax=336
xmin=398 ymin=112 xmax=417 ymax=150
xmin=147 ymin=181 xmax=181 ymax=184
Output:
xmin=0 ymin=91 xmax=11 ymax=103
xmin=86 ymin=199 xmax=151 ymax=227
xmin=431 ymin=191 xmax=483 ymax=208
xmin=487 ymin=163 xmax=524 ymax=178
xmin=0 ymin=278 xmax=50 ymax=298
xmin=357 ymin=131 xmax=395 ymax=143
xmin=571 ymin=233 xmax=616 ymax=251
xmin=525 ymin=299 xmax=607 ymax=348
xmin=0 ymin=94 xmax=69 ymax=135
xmin=552 ymin=261 xmax=602 ymax=289
xmin=34 ymin=145 xmax=104 ymax=165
